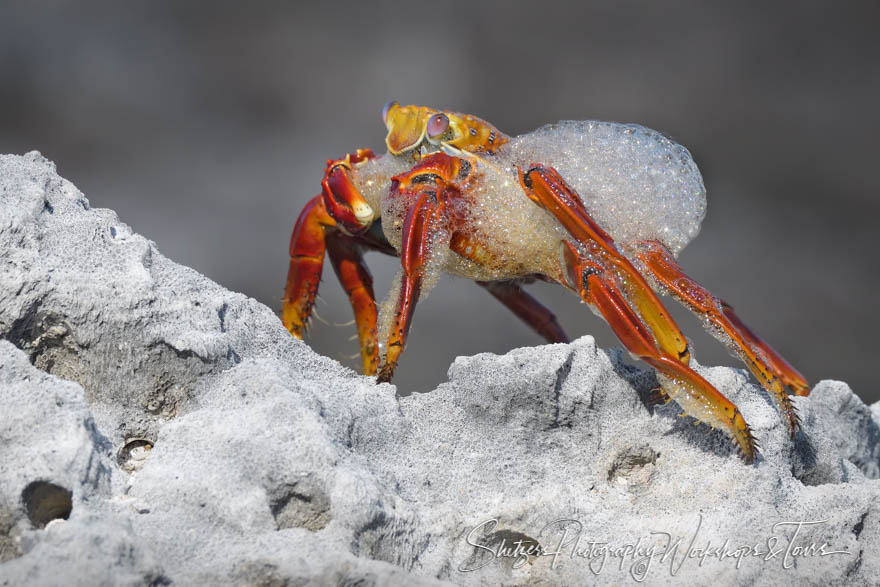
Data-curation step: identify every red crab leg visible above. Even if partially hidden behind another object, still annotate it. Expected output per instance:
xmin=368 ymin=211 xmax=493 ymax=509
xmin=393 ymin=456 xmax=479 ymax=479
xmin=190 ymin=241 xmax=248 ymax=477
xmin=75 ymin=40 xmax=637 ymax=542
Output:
xmin=477 ymin=280 xmax=570 ymax=344
xmin=284 ymin=149 xmax=385 ymax=372
xmin=326 ymin=236 xmax=380 ymax=376
xmin=562 ymin=242 xmax=758 ymax=463
xmin=446 ymin=228 xmax=570 ymax=343
xmin=282 ymin=195 xmax=336 ymax=338
xmin=376 ymin=190 xmax=444 ymax=383
xmin=635 ymin=240 xmax=809 ymax=435
xmin=518 ymin=165 xmax=691 ymax=364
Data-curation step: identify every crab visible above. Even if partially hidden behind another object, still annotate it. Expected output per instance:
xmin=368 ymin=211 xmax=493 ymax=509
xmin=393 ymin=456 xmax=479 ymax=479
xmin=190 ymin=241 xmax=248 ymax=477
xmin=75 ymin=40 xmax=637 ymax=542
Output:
xmin=282 ymin=102 xmax=810 ymax=463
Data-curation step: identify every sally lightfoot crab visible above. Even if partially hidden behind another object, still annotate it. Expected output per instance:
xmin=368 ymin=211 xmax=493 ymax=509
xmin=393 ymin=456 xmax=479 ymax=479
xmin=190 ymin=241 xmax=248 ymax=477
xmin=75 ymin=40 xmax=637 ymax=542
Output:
xmin=282 ymin=102 xmax=810 ymax=463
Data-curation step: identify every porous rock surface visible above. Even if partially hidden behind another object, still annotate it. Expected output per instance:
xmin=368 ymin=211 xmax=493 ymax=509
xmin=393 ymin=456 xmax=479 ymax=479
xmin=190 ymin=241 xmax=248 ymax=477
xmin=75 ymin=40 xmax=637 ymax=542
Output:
xmin=0 ymin=152 xmax=878 ymax=585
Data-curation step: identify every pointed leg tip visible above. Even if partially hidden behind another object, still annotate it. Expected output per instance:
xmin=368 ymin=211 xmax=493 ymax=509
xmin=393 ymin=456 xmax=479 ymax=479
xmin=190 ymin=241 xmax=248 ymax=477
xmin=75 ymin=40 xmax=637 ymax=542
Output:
xmin=376 ymin=366 xmax=394 ymax=384
xmin=789 ymin=419 xmax=801 ymax=440
xmin=645 ymin=387 xmax=672 ymax=407
xmin=793 ymin=383 xmax=812 ymax=397
xmin=735 ymin=439 xmax=758 ymax=465
xmin=735 ymin=423 xmax=760 ymax=465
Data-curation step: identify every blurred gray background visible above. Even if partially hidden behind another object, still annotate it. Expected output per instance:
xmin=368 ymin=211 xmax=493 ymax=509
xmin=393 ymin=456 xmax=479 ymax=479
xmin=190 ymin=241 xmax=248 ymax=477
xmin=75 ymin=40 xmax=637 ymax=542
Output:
xmin=2 ymin=1 xmax=878 ymax=401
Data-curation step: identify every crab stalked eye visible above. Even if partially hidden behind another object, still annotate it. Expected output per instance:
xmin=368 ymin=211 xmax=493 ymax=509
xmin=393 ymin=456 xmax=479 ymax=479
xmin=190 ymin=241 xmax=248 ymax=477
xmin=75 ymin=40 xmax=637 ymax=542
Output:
xmin=426 ymin=113 xmax=450 ymax=140
xmin=382 ymin=100 xmax=398 ymax=125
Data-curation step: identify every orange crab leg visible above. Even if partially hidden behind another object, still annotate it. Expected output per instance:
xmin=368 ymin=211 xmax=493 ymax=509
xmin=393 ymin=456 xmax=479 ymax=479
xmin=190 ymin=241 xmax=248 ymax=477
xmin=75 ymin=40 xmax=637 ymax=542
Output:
xmin=635 ymin=240 xmax=809 ymax=435
xmin=282 ymin=195 xmax=336 ymax=337
xmin=439 ymin=227 xmax=571 ymax=344
xmin=477 ymin=280 xmax=570 ymax=344
xmin=284 ymin=149 xmax=385 ymax=364
xmin=376 ymin=190 xmax=444 ymax=383
xmin=518 ymin=165 xmax=691 ymax=364
xmin=326 ymin=236 xmax=380 ymax=376
xmin=562 ymin=243 xmax=758 ymax=463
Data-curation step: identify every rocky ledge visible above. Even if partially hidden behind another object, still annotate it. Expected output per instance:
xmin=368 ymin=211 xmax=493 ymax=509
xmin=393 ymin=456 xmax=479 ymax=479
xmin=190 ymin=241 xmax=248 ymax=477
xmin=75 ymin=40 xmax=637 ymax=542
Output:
xmin=1 ymin=152 xmax=878 ymax=585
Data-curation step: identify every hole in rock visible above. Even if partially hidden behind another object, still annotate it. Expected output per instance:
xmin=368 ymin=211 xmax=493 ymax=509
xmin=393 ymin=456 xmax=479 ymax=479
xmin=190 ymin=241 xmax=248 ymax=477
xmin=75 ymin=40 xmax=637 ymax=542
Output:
xmin=117 ymin=439 xmax=154 ymax=472
xmin=459 ymin=527 xmax=543 ymax=571
xmin=269 ymin=481 xmax=330 ymax=532
xmin=21 ymin=481 xmax=73 ymax=528
xmin=607 ymin=444 xmax=660 ymax=486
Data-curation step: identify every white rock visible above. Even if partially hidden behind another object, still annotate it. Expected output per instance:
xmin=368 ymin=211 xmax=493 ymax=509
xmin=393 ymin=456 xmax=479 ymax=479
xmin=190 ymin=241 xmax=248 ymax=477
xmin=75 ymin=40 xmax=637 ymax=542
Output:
xmin=1 ymin=152 xmax=878 ymax=585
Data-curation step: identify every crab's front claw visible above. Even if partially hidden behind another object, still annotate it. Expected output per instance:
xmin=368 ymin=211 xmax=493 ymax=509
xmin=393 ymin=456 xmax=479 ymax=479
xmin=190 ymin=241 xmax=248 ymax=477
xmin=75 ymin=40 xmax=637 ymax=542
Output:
xmin=321 ymin=149 xmax=377 ymax=231
xmin=284 ymin=149 xmax=385 ymax=375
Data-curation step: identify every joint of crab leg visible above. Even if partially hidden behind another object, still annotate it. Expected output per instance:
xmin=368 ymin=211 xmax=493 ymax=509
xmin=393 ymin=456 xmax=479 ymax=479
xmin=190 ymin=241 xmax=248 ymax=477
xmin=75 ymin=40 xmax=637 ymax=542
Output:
xmin=392 ymin=151 xmax=473 ymax=191
xmin=282 ymin=195 xmax=336 ymax=338
xmin=347 ymin=148 xmax=376 ymax=166
xmin=321 ymin=150 xmax=377 ymax=232
xmin=377 ymin=274 xmax=421 ymax=383
xmin=720 ymin=301 xmax=810 ymax=397
xmin=523 ymin=168 xmax=689 ymax=364
xmin=645 ymin=386 xmax=673 ymax=406
xmin=635 ymin=240 xmax=807 ymax=436
xmin=327 ymin=237 xmax=380 ymax=376
xmin=518 ymin=165 xmax=616 ymax=247
xmin=564 ymin=244 xmax=758 ymax=463
xmin=377 ymin=184 xmax=449 ymax=383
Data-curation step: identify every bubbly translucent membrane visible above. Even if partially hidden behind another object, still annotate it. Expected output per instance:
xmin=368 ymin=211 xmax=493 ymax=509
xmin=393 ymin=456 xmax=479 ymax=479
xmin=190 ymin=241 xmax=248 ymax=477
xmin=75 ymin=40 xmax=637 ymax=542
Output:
xmin=358 ymin=153 xmax=570 ymax=284
xmin=358 ymin=152 xmax=568 ymax=349
xmin=358 ymin=120 xmax=706 ymax=278
xmin=503 ymin=120 xmax=706 ymax=257
xmin=354 ymin=120 xmax=707 ymax=352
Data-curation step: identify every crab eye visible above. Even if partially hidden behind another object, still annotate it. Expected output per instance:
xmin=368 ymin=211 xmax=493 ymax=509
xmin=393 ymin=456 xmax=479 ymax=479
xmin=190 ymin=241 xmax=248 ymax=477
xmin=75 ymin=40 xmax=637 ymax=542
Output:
xmin=382 ymin=100 xmax=398 ymax=125
xmin=426 ymin=113 xmax=450 ymax=140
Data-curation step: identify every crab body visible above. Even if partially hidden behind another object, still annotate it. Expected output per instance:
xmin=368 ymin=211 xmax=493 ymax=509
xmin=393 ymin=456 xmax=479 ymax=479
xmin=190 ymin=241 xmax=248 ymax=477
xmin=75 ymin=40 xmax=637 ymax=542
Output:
xmin=357 ymin=120 xmax=705 ymax=279
xmin=355 ymin=154 xmax=564 ymax=283
xmin=282 ymin=103 xmax=810 ymax=464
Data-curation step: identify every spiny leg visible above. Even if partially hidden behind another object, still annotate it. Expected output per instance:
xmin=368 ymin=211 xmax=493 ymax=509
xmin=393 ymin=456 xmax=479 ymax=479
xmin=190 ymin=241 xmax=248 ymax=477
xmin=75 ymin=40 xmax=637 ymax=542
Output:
xmin=326 ymin=236 xmax=380 ymax=376
xmin=476 ymin=280 xmax=570 ymax=344
xmin=562 ymin=242 xmax=758 ymax=463
xmin=634 ymin=240 xmax=809 ymax=436
xmin=375 ymin=153 xmax=475 ymax=383
xmin=447 ymin=226 xmax=570 ymax=344
xmin=518 ymin=165 xmax=691 ymax=364
xmin=283 ymin=148 xmax=381 ymax=365
xmin=282 ymin=195 xmax=336 ymax=337
xmin=376 ymin=190 xmax=445 ymax=383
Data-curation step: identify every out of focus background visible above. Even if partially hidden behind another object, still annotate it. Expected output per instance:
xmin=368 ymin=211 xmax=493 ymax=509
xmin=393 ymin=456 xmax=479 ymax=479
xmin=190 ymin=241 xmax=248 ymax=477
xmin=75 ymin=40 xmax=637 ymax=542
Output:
xmin=2 ymin=2 xmax=878 ymax=401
